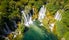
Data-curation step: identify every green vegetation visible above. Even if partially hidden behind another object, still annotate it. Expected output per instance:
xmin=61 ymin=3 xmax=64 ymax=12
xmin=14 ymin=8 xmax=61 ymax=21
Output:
xmin=0 ymin=0 xmax=69 ymax=40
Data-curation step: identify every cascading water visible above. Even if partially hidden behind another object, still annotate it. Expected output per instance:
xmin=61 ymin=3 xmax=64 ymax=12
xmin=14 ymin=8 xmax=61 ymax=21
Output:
xmin=28 ymin=17 xmax=33 ymax=24
xmin=49 ymin=23 xmax=55 ymax=32
xmin=38 ymin=5 xmax=46 ymax=22
xmin=3 ymin=28 xmax=8 ymax=34
xmin=54 ymin=11 xmax=61 ymax=21
xmin=28 ymin=12 xmax=33 ymax=24
xmin=49 ymin=10 xmax=62 ymax=32
xmin=21 ymin=5 xmax=47 ymax=27
xmin=21 ymin=10 xmax=33 ymax=27
xmin=21 ymin=10 xmax=29 ymax=26
xmin=4 ymin=22 xmax=11 ymax=34
xmin=12 ymin=21 xmax=17 ymax=29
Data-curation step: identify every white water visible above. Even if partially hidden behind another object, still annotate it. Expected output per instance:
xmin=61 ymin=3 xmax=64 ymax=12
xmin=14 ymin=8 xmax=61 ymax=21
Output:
xmin=61 ymin=37 xmax=65 ymax=40
xmin=40 ymin=23 xmax=44 ymax=26
xmin=38 ymin=5 xmax=46 ymax=22
xmin=21 ymin=10 xmax=33 ymax=27
xmin=5 ymin=37 xmax=9 ymax=40
xmin=28 ymin=17 xmax=33 ymax=24
xmin=21 ymin=5 xmax=46 ymax=26
xmin=21 ymin=11 xmax=29 ymax=26
xmin=49 ymin=11 xmax=61 ymax=32
xmin=49 ymin=11 xmax=62 ymax=32
xmin=49 ymin=23 xmax=55 ymax=32
xmin=54 ymin=11 xmax=61 ymax=21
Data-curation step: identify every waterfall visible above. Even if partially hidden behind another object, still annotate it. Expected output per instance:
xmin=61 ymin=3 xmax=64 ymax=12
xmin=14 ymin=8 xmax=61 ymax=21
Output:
xmin=49 ymin=11 xmax=61 ymax=32
xmin=61 ymin=37 xmax=65 ymax=40
xmin=21 ymin=5 xmax=46 ymax=27
xmin=21 ymin=10 xmax=29 ymax=26
xmin=4 ymin=23 xmax=11 ymax=34
xmin=21 ymin=10 xmax=33 ymax=27
xmin=49 ymin=10 xmax=62 ymax=32
xmin=54 ymin=11 xmax=61 ymax=21
xmin=21 ymin=5 xmax=47 ymax=27
xmin=38 ymin=5 xmax=46 ymax=22
xmin=49 ymin=23 xmax=55 ymax=32
xmin=3 ymin=28 xmax=8 ymax=34
xmin=12 ymin=21 xmax=17 ymax=29
xmin=28 ymin=17 xmax=33 ymax=24
xmin=28 ymin=12 xmax=33 ymax=24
